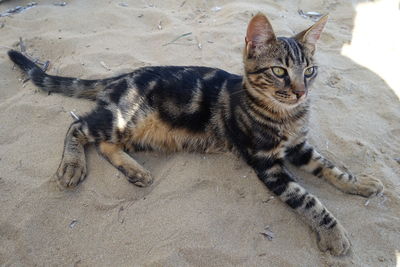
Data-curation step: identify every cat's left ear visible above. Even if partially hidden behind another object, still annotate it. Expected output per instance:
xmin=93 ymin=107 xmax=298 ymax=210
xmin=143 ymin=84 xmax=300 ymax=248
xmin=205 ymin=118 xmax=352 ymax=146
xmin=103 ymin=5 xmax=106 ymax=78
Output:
xmin=295 ymin=15 xmax=328 ymax=54
xmin=245 ymin=13 xmax=276 ymax=58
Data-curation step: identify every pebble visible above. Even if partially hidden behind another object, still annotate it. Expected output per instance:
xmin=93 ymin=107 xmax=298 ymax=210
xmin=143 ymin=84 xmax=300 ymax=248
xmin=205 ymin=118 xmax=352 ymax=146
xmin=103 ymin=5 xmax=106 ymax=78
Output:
xmin=69 ymin=220 xmax=78 ymax=228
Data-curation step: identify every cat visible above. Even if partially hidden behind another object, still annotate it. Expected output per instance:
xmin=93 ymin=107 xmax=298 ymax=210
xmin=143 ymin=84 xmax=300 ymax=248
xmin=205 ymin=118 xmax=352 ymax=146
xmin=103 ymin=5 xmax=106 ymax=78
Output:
xmin=8 ymin=13 xmax=383 ymax=256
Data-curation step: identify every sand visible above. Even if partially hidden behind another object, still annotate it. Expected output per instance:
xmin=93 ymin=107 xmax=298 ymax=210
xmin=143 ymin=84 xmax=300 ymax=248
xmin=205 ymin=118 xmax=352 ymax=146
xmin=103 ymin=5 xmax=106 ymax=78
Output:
xmin=0 ymin=0 xmax=399 ymax=266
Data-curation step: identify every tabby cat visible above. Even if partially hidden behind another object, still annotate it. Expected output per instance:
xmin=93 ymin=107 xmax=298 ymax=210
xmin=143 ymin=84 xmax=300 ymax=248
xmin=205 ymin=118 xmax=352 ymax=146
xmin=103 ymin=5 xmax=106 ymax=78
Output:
xmin=8 ymin=13 xmax=383 ymax=256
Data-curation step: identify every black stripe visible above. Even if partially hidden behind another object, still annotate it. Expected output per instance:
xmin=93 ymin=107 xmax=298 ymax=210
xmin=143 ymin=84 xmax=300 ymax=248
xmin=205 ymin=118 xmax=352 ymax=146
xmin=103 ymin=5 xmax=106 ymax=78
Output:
xmin=250 ymin=157 xmax=283 ymax=175
xmin=97 ymin=99 xmax=108 ymax=106
xmin=348 ymin=174 xmax=354 ymax=181
xmin=305 ymin=198 xmax=316 ymax=209
xmin=280 ymin=38 xmax=296 ymax=65
xmin=277 ymin=38 xmax=291 ymax=67
xmin=263 ymin=172 xmax=293 ymax=196
xmin=326 ymin=162 xmax=334 ymax=169
xmin=263 ymin=75 xmax=275 ymax=84
xmin=287 ymin=38 xmax=301 ymax=64
xmin=247 ymin=67 xmax=269 ymax=75
xmin=286 ymin=141 xmax=305 ymax=156
xmin=109 ymin=79 xmax=128 ymax=104
xmin=84 ymin=106 xmax=114 ymax=140
xmin=292 ymin=148 xmax=312 ymax=166
xmin=242 ymin=109 xmax=281 ymax=136
xmin=286 ymin=142 xmax=313 ymax=166
xmin=286 ymin=193 xmax=306 ymax=209
xmin=320 ymin=214 xmax=334 ymax=227
xmin=312 ymin=167 xmax=323 ymax=177
xmin=82 ymin=79 xmax=96 ymax=87
xmin=285 ymin=55 xmax=290 ymax=67
xmin=283 ymin=76 xmax=291 ymax=87
xmin=297 ymin=41 xmax=305 ymax=63
xmin=328 ymin=220 xmax=337 ymax=229
xmin=320 ymin=209 xmax=326 ymax=216
xmin=235 ymin=109 xmax=253 ymax=136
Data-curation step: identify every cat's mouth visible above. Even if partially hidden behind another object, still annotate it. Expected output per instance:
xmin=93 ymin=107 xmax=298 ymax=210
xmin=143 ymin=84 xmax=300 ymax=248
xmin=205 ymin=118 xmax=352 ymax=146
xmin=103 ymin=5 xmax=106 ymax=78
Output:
xmin=274 ymin=91 xmax=304 ymax=105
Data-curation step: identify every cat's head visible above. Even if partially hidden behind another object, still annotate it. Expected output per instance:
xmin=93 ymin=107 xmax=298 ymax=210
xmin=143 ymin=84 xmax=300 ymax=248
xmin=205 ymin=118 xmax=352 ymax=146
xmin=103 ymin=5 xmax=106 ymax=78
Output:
xmin=243 ymin=13 xmax=328 ymax=108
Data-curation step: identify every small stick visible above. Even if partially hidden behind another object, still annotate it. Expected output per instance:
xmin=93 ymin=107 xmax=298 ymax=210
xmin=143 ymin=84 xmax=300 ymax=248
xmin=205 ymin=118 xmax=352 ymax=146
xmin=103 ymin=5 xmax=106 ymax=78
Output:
xmin=196 ymin=36 xmax=202 ymax=49
xmin=19 ymin=37 xmax=26 ymax=53
xmin=162 ymin=32 xmax=192 ymax=46
xmin=42 ymin=60 xmax=50 ymax=71
xmin=100 ymin=61 xmax=111 ymax=71
xmin=54 ymin=2 xmax=67 ymax=7
xmin=0 ymin=45 xmax=14 ymax=50
xmin=70 ymin=111 xmax=80 ymax=121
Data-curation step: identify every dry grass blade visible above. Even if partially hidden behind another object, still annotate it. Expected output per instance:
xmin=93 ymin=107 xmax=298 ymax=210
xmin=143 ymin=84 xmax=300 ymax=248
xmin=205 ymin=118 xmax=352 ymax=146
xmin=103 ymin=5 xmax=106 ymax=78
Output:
xmin=162 ymin=32 xmax=192 ymax=46
xmin=260 ymin=225 xmax=275 ymax=241
xmin=19 ymin=37 xmax=26 ymax=52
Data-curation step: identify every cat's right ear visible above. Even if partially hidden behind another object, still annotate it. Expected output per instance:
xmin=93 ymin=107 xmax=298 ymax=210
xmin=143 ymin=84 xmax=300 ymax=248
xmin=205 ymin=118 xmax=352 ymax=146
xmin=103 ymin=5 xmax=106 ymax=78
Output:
xmin=294 ymin=15 xmax=328 ymax=54
xmin=245 ymin=13 xmax=276 ymax=58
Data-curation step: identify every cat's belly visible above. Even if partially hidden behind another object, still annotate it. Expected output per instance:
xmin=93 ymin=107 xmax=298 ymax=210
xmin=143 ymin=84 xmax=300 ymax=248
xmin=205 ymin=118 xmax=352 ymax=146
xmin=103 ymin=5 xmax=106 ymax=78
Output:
xmin=123 ymin=112 xmax=229 ymax=153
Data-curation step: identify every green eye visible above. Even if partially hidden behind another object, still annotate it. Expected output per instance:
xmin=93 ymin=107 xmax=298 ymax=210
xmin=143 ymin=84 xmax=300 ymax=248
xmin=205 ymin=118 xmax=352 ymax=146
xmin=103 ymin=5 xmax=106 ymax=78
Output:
xmin=304 ymin=67 xmax=315 ymax=77
xmin=272 ymin=67 xmax=286 ymax=77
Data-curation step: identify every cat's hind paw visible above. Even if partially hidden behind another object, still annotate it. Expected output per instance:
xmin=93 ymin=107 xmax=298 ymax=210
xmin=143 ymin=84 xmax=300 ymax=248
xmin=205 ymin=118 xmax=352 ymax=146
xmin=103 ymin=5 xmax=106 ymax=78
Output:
xmin=55 ymin=159 xmax=87 ymax=188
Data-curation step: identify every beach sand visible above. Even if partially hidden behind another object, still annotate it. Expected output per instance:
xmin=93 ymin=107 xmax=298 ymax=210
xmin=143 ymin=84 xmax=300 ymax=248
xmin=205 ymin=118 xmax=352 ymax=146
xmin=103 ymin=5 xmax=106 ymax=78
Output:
xmin=0 ymin=0 xmax=399 ymax=266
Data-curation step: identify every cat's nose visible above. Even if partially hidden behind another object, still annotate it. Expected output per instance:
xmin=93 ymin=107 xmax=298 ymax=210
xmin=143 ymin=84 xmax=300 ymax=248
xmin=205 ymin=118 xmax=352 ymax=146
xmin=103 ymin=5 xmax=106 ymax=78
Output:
xmin=293 ymin=90 xmax=305 ymax=99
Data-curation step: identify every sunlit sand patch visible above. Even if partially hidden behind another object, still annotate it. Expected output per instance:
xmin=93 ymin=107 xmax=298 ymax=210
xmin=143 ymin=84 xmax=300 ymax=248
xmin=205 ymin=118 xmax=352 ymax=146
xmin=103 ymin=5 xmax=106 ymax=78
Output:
xmin=341 ymin=0 xmax=400 ymax=98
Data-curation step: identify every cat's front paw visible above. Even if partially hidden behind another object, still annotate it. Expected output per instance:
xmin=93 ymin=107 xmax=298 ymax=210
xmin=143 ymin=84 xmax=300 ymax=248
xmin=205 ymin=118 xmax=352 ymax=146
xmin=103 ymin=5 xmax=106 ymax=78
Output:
xmin=352 ymin=175 xmax=384 ymax=197
xmin=317 ymin=223 xmax=351 ymax=256
xmin=55 ymin=159 xmax=87 ymax=188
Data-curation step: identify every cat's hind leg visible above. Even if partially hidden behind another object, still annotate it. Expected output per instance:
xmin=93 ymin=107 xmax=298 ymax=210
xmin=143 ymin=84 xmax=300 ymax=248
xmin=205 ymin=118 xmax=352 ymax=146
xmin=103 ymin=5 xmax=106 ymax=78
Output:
xmin=98 ymin=142 xmax=153 ymax=187
xmin=55 ymin=120 xmax=89 ymax=188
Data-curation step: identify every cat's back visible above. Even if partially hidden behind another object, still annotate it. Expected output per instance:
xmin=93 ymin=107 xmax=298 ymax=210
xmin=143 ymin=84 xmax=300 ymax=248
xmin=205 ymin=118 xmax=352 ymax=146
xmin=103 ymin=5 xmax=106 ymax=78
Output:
xmin=134 ymin=65 xmax=241 ymax=97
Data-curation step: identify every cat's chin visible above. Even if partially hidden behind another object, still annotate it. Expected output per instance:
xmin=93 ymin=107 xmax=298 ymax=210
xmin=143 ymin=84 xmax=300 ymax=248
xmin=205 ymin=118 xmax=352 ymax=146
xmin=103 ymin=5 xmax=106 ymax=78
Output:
xmin=274 ymin=96 xmax=305 ymax=107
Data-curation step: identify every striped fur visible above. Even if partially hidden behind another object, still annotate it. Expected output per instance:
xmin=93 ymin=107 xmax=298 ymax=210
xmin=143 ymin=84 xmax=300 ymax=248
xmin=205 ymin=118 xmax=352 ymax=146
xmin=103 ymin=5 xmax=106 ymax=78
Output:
xmin=8 ymin=13 xmax=383 ymax=256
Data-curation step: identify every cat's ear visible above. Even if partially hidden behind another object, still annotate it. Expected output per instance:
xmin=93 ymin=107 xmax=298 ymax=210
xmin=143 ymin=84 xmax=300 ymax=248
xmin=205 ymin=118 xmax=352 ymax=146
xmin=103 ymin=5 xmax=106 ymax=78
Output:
xmin=294 ymin=15 xmax=328 ymax=54
xmin=245 ymin=13 xmax=276 ymax=57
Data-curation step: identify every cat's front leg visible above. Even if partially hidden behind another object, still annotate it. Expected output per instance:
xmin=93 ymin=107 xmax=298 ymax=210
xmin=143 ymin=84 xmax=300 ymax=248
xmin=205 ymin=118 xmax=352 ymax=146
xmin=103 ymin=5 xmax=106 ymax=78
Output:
xmin=248 ymin=152 xmax=350 ymax=255
xmin=285 ymin=141 xmax=383 ymax=197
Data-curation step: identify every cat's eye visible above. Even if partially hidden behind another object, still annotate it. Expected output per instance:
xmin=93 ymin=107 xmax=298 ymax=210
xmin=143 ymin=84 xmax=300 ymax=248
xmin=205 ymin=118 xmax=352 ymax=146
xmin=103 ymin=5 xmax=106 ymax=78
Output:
xmin=304 ymin=67 xmax=315 ymax=77
xmin=271 ymin=67 xmax=286 ymax=77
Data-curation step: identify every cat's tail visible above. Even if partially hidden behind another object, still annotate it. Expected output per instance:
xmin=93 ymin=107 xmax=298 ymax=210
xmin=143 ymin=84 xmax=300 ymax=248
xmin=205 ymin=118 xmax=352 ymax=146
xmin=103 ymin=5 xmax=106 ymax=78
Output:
xmin=8 ymin=50 xmax=122 ymax=100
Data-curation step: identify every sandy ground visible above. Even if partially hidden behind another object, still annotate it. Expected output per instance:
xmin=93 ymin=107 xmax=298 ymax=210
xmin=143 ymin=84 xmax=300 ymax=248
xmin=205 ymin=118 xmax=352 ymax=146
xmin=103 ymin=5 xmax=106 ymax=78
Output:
xmin=1 ymin=0 xmax=399 ymax=266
